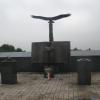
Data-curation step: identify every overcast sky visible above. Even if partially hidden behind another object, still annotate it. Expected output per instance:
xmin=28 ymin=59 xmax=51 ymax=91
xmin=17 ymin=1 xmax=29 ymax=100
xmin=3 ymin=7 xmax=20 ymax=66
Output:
xmin=0 ymin=0 xmax=100 ymax=51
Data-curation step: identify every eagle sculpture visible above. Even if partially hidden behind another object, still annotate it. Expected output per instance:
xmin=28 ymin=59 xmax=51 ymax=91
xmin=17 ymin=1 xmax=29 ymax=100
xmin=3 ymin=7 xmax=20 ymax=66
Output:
xmin=31 ymin=14 xmax=71 ymax=21
xmin=31 ymin=13 xmax=71 ymax=42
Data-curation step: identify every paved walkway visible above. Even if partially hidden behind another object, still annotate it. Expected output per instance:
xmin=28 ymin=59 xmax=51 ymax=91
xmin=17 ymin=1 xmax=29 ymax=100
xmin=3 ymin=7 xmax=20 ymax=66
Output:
xmin=0 ymin=72 xmax=100 ymax=100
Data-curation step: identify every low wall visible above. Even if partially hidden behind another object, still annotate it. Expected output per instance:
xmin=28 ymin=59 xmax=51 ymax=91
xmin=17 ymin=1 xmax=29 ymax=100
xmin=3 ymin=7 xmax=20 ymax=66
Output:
xmin=0 ymin=56 xmax=100 ymax=72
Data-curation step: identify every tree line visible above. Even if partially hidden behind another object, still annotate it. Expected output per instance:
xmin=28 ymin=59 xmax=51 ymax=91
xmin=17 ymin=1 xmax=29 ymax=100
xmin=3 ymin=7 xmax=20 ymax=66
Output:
xmin=0 ymin=44 xmax=25 ymax=52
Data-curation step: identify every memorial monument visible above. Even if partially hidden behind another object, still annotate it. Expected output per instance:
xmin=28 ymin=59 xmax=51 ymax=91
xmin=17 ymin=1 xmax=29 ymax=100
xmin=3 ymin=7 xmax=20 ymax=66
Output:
xmin=31 ymin=14 xmax=71 ymax=74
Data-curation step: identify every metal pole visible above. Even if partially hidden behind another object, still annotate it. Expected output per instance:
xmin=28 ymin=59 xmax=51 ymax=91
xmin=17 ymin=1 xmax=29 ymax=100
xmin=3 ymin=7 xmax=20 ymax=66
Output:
xmin=49 ymin=20 xmax=54 ymax=42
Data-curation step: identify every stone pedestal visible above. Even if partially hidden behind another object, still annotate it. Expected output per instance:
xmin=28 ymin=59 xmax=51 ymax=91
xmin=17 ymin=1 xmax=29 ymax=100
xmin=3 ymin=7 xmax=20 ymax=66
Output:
xmin=77 ymin=58 xmax=92 ymax=85
xmin=1 ymin=58 xmax=17 ymax=84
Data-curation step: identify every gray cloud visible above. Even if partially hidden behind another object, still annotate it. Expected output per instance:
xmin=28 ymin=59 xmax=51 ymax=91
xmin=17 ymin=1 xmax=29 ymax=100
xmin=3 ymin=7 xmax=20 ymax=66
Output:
xmin=0 ymin=0 xmax=100 ymax=51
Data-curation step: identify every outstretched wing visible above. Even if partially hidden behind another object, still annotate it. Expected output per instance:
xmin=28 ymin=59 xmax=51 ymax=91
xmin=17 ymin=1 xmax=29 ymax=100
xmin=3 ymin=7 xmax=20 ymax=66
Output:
xmin=31 ymin=14 xmax=71 ymax=21
xmin=51 ymin=14 xmax=71 ymax=20
xmin=31 ymin=15 xmax=50 ymax=20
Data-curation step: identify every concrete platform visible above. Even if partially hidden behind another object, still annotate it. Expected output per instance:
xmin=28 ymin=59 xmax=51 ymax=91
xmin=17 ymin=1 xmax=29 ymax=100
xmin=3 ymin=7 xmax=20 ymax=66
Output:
xmin=0 ymin=72 xmax=100 ymax=100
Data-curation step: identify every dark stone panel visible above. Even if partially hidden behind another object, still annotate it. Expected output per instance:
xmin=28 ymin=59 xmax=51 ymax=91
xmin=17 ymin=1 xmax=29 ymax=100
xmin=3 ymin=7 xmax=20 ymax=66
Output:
xmin=69 ymin=57 xmax=77 ymax=72
xmin=92 ymin=56 xmax=100 ymax=72
xmin=32 ymin=41 xmax=70 ymax=64
xmin=31 ymin=63 xmax=44 ymax=72
xmin=15 ymin=57 xmax=32 ymax=72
